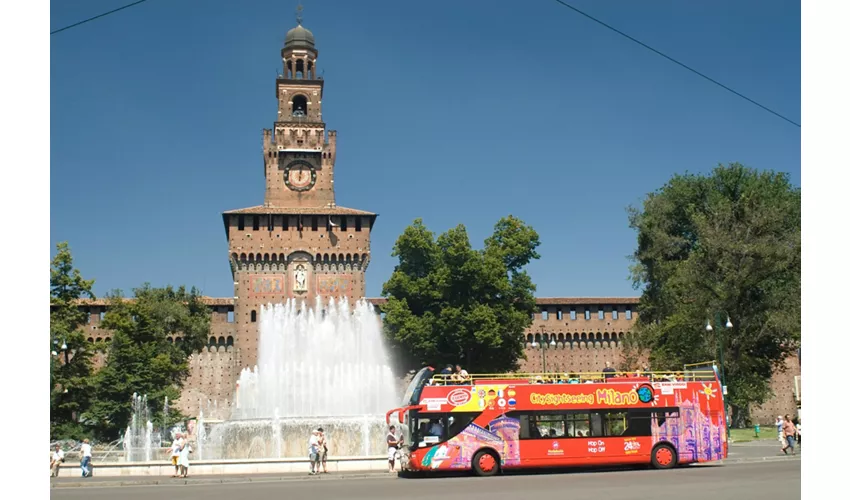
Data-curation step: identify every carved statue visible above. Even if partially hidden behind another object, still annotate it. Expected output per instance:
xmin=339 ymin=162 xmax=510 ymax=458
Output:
xmin=294 ymin=264 xmax=307 ymax=293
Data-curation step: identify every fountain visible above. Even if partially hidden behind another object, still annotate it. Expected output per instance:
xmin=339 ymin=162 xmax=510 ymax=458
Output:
xmin=124 ymin=393 xmax=156 ymax=462
xmin=203 ymin=297 xmax=398 ymax=459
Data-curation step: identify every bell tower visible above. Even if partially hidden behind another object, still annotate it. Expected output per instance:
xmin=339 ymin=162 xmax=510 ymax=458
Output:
xmin=221 ymin=7 xmax=377 ymax=370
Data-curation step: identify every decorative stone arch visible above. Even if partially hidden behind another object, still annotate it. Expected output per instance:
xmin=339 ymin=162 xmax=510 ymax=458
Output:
xmin=361 ymin=253 xmax=368 ymax=263
xmin=264 ymin=253 xmax=270 ymax=261
xmin=603 ymin=332 xmax=610 ymax=341
xmin=271 ymin=254 xmax=278 ymax=262
xmin=226 ymin=336 xmax=234 ymax=347
xmin=248 ymin=253 xmax=255 ymax=262
xmin=240 ymin=253 xmax=247 ymax=261
xmin=278 ymin=253 xmax=286 ymax=262
xmin=353 ymin=254 xmax=360 ymax=263
xmin=231 ymin=253 xmax=238 ymax=262
xmin=209 ymin=336 xmax=216 ymax=346
xmin=345 ymin=253 xmax=352 ymax=262
xmin=580 ymin=332 xmax=588 ymax=342
xmin=87 ymin=337 xmax=94 ymax=343
xmin=533 ymin=333 xmax=542 ymax=344
xmin=218 ymin=336 xmax=225 ymax=346
xmin=175 ymin=337 xmax=183 ymax=344
xmin=557 ymin=333 xmax=565 ymax=343
xmin=167 ymin=337 xmax=174 ymax=343
xmin=526 ymin=334 xmax=533 ymax=343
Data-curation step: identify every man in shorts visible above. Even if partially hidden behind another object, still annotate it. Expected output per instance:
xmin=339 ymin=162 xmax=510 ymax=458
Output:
xmin=308 ymin=429 xmax=321 ymax=475
xmin=387 ymin=425 xmax=402 ymax=472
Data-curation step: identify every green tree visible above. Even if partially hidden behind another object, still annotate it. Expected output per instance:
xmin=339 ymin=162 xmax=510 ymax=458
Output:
xmin=627 ymin=163 xmax=800 ymax=425
xmin=382 ymin=216 xmax=540 ymax=374
xmin=85 ymin=284 xmax=211 ymax=440
xmin=50 ymin=242 xmax=98 ymax=440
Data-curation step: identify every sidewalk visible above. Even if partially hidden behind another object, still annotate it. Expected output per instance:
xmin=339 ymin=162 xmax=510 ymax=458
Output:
xmin=51 ymin=470 xmax=397 ymax=488
xmin=51 ymin=444 xmax=799 ymax=489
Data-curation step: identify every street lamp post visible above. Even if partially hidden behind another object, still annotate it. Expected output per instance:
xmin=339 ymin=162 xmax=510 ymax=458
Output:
xmin=706 ymin=315 xmax=733 ymax=437
xmin=531 ymin=335 xmax=557 ymax=372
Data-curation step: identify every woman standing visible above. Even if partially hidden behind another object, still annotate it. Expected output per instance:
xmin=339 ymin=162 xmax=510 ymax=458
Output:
xmin=178 ymin=439 xmax=193 ymax=477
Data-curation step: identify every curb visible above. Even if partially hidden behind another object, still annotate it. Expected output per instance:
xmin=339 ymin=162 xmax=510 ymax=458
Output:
xmin=51 ymin=472 xmax=397 ymax=489
xmin=719 ymin=455 xmax=801 ymax=464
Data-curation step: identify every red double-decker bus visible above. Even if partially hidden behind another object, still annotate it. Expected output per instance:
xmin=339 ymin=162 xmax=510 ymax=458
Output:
xmin=386 ymin=364 xmax=727 ymax=476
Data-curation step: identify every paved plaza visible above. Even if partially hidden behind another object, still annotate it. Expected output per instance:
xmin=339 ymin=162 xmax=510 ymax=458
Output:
xmin=50 ymin=460 xmax=800 ymax=500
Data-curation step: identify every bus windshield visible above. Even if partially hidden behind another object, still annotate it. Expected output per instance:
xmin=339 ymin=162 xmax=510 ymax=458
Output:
xmin=401 ymin=367 xmax=435 ymax=406
xmin=409 ymin=411 xmax=480 ymax=449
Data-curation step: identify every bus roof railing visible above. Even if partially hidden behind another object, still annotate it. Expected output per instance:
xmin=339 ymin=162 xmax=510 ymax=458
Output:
xmin=428 ymin=369 xmax=718 ymax=385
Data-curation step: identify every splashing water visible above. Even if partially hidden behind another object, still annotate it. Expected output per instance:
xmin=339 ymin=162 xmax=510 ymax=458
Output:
xmin=124 ymin=393 xmax=155 ymax=462
xmin=203 ymin=297 xmax=399 ymax=459
xmin=232 ymin=297 xmax=397 ymax=419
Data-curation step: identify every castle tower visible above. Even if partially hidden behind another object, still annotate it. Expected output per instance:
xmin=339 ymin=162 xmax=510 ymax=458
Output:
xmin=221 ymin=9 xmax=377 ymax=369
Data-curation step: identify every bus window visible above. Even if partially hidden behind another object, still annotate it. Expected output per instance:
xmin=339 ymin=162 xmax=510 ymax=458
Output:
xmin=623 ymin=408 xmax=680 ymax=437
xmin=565 ymin=413 xmax=590 ymax=437
xmin=604 ymin=411 xmax=628 ymax=436
xmin=590 ymin=412 xmax=604 ymax=437
xmin=410 ymin=412 xmax=480 ymax=448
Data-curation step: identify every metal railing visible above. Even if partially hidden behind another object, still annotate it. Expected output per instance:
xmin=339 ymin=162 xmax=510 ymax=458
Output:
xmin=428 ymin=369 xmax=717 ymax=386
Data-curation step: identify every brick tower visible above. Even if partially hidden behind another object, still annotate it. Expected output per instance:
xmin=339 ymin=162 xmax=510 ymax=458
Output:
xmin=222 ymin=13 xmax=377 ymax=370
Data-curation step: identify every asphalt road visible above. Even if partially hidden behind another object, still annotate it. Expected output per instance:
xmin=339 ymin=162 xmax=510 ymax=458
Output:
xmin=51 ymin=461 xmax=800 ymax=500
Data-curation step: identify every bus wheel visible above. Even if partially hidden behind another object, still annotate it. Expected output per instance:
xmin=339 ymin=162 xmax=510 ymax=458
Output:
xmin=472 ymin=450 xmax=500 ymax=477
xmin=651 ymin=444 xmax=677 ymax=469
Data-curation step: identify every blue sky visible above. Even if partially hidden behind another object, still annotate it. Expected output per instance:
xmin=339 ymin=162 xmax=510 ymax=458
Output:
xmin=50 ymin=0 xmax=800 ymax=300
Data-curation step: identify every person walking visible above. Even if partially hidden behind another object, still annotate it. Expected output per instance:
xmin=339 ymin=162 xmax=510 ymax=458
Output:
xmin=50 ymin=445 xmax=65 ymax=477
xmin=781 ymin=415 xmax=797 ymax=455
xmin=775 ymin=415 xmax=784 ymax=449
xmin=79 ymin=439 xmax=92 ymax=478
xmin=387 ymin=425 xmax=402 ymax=473
xmin=317 ymin=428 xmax=329 ymax=474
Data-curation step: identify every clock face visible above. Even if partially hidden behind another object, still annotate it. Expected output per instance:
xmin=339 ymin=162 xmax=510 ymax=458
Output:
xmin=283 ymin=160 xmax=316 ymax=192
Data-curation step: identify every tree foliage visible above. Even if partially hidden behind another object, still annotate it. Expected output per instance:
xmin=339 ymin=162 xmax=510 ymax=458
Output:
xmin=382 ymin=216 xmax=540 ymax=374
xmin=50 ymin=242 xmax=98 ymax=440
xmin=85 ymin=284 xmax=211 ymax=440
xmin=627 ymin=163 xmax=800 ymax=424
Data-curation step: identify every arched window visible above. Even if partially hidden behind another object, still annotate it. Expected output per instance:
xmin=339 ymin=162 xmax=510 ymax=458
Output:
xmin=292 ymin=95 xmax=308 ymax=116
xmin=251 ymin=310 xmax=257 ymax=322
xmin=226 ymin=336 xmax=234 ymax=346
xmin=167 ymin=337 xmax=173 ymax=343
xmin=209 ymin=336 xmax=217 ymax=346
xmin=218 ymin=336 xmax=225 ymax=346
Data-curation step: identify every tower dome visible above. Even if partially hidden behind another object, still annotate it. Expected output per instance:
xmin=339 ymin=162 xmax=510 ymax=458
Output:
xmin=284 ymin=23 xmax=315 ymax=50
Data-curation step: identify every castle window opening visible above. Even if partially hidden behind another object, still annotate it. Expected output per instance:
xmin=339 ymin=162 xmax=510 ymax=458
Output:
xmin=175 ymin=337 xmax=183 ymax=344
xmin=99 ymin=311 xmax=105 ymax=322
xmin=311 ymin=216 xmax=319 ymax=231
xmin=355 ymin=216 xmax=362 ymax=232
xmin=282 ymin=216 xmax=289 ymax=231
xmin=341 ymin=216 xmax=347 ymax=231
xmin=251 ymin=310 xmax=257 ymax=322
xmin=238 ymin=215 xmax=245 ymax=231
xmin=167 ymin=337 xmax=173 ymax=343
xmin=295 ymin=59 xmax=305 ymax=79
xmin=598 ymin=308 xmax=604 ymax=320
xmin=570 ymin=308 xmax=576 ymax=321
xmin=541 ymin=310 xmax=549 ymax=321
xmin=612 ymin=309 xmax=619 ymax=320
xmin=557 ymin=309 xmax=563 ymax=321
xmin=625 ymin=308 xmax=632 ymax=320
xmin=209 ymin=336 xmax=217 ymax=346
xmin=584 ymin=309 xmax=591 ymax=321
xmin=226 ymin=336 xmax=234 ymax=346
xmin=292 ymin=94 xmax=308 ymax=116
xmin=218 ymin=336 xmax=226 ymax=346
xmin=227 ymin=311 xmax=235 ymax=323
xmin=268 ymin=215 xmax=275 ymax=231
xmin=252 ymin=216 xmax=260 ymax=231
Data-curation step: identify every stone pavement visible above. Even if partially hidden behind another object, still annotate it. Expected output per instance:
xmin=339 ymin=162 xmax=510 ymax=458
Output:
xmin=51 ymin=461 xmax=802 ymax=500
xmin=51 ymin=443 xmax=799 ymax=489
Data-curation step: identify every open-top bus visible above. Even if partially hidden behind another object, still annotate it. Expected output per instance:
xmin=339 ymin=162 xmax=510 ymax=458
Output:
xmin=386 ymin=364 xmax=727 ymax=476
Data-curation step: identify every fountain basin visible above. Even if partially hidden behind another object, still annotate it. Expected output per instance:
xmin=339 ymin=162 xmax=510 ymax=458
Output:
xmin=203 ymin=415 xmax=388 ymax=459
xmin=52 ymin=455 xmax=388 ymax=477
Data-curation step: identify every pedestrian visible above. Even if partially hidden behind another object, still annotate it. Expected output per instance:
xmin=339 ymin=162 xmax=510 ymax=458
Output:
xmin=387 ymin=425 xmax=402 ymax=473
xmin=307 ymin=429 xmax=320 ymax=475
xmin=170 ymin=432 xmax=184 ymax=477
xmin=178 ymin=439 xmax=192 ymax=477
xmin=775 ymin=415 xmax=784 ymax=447
xmin=79 ymin=439 xmax=92 ymax=478
xmin=781 ymin=414 xmax=797 ymax=455
xmin=317 ymin=427 xmax=329 ymax=474
xmin=50 ymin=445 xmax=65 ymax=477
xmin=602 ymin=361 xmax=616 ymax=380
